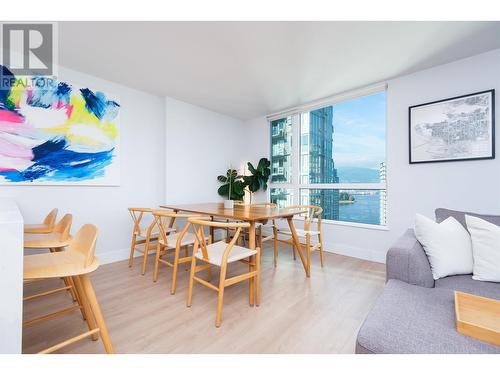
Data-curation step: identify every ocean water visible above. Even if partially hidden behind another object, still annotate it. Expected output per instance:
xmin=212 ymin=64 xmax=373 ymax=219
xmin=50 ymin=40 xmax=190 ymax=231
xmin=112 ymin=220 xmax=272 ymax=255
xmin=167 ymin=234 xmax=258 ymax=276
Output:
xmin=338 ymin=193 xmax=382 ymax=225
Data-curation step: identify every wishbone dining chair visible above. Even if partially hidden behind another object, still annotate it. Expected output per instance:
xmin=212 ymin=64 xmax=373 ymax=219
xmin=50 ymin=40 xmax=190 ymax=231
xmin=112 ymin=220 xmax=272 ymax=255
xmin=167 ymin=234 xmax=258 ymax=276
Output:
xmin=275 ymin=205 xmax=324 ymax=273
xmin=152 ymin=210 xmax=211 ymax=294
xmin=187 ymin=217 xmax=260 ymax=327
xmin=128 ymin=207 xmax=176 ymax=275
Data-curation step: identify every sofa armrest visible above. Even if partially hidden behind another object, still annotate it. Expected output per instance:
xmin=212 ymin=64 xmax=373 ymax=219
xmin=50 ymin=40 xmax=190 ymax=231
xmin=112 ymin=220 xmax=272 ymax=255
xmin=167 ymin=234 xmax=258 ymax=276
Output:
xmin=386 ymin=229 xmax=434 ymax=288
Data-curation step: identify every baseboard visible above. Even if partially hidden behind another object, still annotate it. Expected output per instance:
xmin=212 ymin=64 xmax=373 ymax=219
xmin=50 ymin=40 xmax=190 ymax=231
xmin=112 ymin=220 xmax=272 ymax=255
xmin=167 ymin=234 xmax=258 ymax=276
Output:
xmin=261 ymin=228 xmax=386 ymax=264
xmin=324 ymin=241 xmax=386 ymax=264
xmin=98 ymin=235 xmax=386 ymax=266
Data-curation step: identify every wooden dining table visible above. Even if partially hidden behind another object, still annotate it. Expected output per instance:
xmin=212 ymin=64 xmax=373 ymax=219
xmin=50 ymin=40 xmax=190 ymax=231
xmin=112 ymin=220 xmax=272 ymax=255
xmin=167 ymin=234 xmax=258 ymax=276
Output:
xmin=160 ymin=202 xmax=312 ymax=277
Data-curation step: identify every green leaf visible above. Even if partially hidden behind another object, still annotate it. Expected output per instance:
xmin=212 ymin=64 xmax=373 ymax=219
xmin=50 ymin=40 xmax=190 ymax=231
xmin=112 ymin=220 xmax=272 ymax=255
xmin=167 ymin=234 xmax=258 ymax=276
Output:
xmin=217 ymin=175 xmax=227 ymax=183
xmin=228 ymin=169 xmax=238 ymax=179
xmin=260 ymin=158 xmax=270 ymax=168
xmin=233 ymin=182 xmax=244 ymax=195
xmin=247 ymin=162 xmax=257 ymax=174
xmin=218 ymin=184 xmax=229 ymax=197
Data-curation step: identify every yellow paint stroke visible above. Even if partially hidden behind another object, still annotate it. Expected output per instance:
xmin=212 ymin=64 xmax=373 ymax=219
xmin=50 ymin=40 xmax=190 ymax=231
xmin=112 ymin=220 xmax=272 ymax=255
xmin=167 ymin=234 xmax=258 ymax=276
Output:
xmin=8 ymin=83 xmax=26 ymax=107
xmin=42 ymin=95 xmax=118 ymax=147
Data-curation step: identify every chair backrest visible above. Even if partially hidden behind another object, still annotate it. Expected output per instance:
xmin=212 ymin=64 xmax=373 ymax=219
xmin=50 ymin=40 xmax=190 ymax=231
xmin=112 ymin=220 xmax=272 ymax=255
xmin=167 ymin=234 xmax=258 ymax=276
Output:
xmin=286 ymin=205 xmax=323 ymax=231
xmin=128 ymin=207 xmax=155 ymax=235
xmin=43 ymin=208 xmax=58 ymax=228
xmin=53 ymin=214 xmax=73 ymax=241
xmin=68 ymin=224 xmax=98 ymax=268
xmin=188 ymin=218 xmax=250 ymax=265
xmin=153 ymin=210 xmax=211 ymax=247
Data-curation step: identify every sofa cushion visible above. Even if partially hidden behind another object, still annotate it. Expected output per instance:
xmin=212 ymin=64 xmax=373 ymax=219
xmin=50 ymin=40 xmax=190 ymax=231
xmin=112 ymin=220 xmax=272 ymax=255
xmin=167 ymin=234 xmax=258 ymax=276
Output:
xmin=435 ymin=208 xmax=500 ymax=229
xmin=356 ymin=279 xmax=500 ymax=354
xmin=435 ymin=275 xmax=500 ymax=300
xmin=414 ymin=214 xmax=473 ymax=279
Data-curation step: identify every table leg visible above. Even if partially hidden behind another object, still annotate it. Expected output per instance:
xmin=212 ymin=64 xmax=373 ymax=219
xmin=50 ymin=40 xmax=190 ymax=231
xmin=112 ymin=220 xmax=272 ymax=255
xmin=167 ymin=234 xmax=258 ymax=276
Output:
xmin=209 ymin=216 xmax=215 ymax=242
xmin=168 ymin=210 xmax=177 ymax=229
xmin=248 ymin=221 xmax=256 ymax=306
xmin=286 ymin=217 xmax=310 ymax=277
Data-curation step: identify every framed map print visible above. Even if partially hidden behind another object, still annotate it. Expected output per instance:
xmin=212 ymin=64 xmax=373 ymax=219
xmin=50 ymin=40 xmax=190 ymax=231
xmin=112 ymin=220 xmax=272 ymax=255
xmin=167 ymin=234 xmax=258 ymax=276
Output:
xmin=409 ymin=90 xmax=495 ymax=164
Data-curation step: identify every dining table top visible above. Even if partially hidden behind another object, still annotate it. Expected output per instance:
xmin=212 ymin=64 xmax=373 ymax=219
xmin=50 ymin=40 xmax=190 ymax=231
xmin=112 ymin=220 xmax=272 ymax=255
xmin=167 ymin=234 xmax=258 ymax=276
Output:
xmin=160 ymin=202 xmax=307 ymax=221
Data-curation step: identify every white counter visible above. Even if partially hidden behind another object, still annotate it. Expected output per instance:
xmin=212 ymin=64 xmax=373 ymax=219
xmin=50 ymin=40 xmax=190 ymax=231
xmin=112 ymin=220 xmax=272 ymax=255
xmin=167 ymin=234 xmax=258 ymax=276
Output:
xmin=0 ymin=198 xmax=23 ymax=353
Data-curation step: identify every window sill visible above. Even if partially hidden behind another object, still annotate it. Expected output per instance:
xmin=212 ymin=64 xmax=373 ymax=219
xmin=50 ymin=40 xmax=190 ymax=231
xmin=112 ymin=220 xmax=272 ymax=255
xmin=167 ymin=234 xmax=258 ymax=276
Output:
xmin=294 ymin=216 xmax=389 ymax=231
xmin=324 ymin=219 xmax=389 ymax=231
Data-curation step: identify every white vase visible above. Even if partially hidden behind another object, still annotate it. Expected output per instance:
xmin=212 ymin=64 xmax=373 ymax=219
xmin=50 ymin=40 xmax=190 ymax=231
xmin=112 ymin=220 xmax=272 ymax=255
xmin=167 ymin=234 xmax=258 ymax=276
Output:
xmin=224 ymin=200 xmax=234 ymax=209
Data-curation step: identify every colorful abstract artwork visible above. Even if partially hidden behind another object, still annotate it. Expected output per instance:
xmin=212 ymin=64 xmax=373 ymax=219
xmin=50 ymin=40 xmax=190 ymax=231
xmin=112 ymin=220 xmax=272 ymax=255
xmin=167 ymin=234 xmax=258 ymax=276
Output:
xmin=0 ymin=65 xmax=120 ymax=185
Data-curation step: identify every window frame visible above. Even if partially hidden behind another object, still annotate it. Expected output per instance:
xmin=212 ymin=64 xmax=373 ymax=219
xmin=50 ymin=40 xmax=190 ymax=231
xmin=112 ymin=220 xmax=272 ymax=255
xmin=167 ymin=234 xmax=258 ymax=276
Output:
xmin=268 ymin=85 xmax=388 ymax=229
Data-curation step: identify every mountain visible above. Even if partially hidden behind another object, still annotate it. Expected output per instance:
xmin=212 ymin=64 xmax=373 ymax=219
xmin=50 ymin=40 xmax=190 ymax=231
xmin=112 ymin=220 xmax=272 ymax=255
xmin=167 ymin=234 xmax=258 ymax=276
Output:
xmin=336 ymin=167 xmax=380 ymax=183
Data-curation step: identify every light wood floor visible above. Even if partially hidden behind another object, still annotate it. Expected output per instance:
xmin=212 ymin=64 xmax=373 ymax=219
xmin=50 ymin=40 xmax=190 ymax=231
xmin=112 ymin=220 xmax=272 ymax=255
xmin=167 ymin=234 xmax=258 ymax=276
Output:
xmin=22 ymin=244 xmax=386 ymax=354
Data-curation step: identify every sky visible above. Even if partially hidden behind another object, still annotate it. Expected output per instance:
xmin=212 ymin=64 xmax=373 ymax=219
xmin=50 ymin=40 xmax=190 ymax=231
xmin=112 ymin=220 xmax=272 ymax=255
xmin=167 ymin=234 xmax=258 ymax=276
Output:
xmin=331 ymin=91 xmax=386 ymax=170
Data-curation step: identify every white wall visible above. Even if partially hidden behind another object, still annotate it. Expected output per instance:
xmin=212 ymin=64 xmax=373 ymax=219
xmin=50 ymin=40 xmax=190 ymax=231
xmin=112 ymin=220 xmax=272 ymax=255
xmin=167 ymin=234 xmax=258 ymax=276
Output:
xmin=0 ymin=198 xmax=23 ymax=353
xmin=244 ymin=48 xmax=500 ymax=263
xmin=386 ymin=48 xmax=500 ymax=252
xmin=165 ymin=97 xmax=246 ymax=204
xmin=1 ymin=67 xmax=166 ymax=264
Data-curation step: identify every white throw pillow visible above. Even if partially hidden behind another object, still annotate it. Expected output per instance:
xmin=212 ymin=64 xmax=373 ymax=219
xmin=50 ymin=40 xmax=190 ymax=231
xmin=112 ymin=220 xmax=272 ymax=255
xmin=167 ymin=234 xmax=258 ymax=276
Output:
xmin=465 ymin=215 xmax=500 ymax=282
xmin=414 ymin=214 xmax=473 ymax=280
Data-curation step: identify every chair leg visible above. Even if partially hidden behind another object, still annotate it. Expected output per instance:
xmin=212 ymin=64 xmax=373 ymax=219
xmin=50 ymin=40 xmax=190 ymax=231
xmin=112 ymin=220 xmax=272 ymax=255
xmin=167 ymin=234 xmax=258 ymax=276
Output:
xmin=184 ymin=246 xmax=189 ymax=271
xmin=171 ymin=245 xmax=181 ymax=295
xmin=153 ymin=242 xmax=161 ymax=282
xmin=249 ymin=255 xmax=255 ymax=307
xmin=318 ymin=233 xmax=325 ymax=267
xmin=255 ymin=249 xmax=261 ymax=306
xmin=206 ymin=264 xmax=212 ymax=282
xmin=63 ymin=277 xmax=78 ymax=302
xmin=69 ymin=276 xmax=86 ymax=320
xmin=306 ymin=234 xmax=311 ymax=276
xmin=215 ymin=262 xmax=227 ymax=327
xmin=141 ymin=237 xmax=150 ymax=275
xmin=273 ymin=227 xmax=278 ymax=268
xmin=79 ymin=275 xmax=114 ymax=353
xmin=292 ymin=241 xmax=297 ymax=260
xmin=187 ymin=257 xmax=197 ymax=307
xmin=128 ymin=234 xmax=136 ymax=268
xmin=72 ymin=276 xmax=98 ymax=341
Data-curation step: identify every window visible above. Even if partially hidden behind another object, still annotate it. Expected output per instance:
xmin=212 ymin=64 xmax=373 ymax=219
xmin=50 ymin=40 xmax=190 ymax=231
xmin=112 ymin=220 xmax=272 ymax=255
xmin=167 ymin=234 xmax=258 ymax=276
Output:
xmin=269 ymin=90 xmax=387 ymax=226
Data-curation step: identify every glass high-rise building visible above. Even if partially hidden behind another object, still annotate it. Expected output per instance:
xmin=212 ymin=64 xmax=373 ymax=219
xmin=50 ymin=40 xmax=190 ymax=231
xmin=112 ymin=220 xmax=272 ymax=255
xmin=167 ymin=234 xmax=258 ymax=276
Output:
xmin=270 ymin=117 xmax=292 ymax=184
xmin=300 ymin=106 xmax=340 ymax=220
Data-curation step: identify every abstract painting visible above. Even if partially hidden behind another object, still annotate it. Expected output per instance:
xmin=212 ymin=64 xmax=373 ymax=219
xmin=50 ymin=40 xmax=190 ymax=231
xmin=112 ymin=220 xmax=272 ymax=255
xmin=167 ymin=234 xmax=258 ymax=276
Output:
xmin=0 ymin=65 xmax=120 ymax=185
xmin=409 ymin=90 xmax=495 ymax=164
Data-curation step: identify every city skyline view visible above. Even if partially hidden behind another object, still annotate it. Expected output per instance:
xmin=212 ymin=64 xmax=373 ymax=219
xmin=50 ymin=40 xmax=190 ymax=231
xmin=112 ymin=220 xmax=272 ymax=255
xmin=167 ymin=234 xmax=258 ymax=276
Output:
xmin=270 ymin=91 xmax=387 ymax=225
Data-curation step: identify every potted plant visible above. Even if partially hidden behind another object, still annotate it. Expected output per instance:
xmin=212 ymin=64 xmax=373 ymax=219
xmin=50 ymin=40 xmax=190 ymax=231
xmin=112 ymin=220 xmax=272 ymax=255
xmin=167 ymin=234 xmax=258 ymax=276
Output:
xmin=243 ymin=158 xmax=271 ymax=204
xmin=217 ymin=168 xmax=245 ymax=208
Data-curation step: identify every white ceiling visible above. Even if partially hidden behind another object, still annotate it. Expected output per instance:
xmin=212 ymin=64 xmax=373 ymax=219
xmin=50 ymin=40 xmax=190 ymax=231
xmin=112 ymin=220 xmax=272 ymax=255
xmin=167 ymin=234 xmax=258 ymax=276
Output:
xmin=59 ymin=21 xmax=500 ymax=120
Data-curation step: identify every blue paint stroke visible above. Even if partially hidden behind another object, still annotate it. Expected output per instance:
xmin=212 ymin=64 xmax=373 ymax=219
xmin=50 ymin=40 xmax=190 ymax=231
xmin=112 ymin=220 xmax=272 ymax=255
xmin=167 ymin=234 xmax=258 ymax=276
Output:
xmin=0 ymin=137 xmax=114 ymax=182
xmin=80 ymin=88 xmax=120 ymax=121
xmin=28 ymin=77 xmax=72 ymax=108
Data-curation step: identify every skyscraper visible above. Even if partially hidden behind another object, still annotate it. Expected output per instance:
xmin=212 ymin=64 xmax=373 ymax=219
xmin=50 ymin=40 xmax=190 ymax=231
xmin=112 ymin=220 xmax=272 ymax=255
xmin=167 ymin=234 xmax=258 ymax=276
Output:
xmin=300 ymin=106 xmax=340 ymax=220
xmin=270 ymin=117 xmax=292 ymax=183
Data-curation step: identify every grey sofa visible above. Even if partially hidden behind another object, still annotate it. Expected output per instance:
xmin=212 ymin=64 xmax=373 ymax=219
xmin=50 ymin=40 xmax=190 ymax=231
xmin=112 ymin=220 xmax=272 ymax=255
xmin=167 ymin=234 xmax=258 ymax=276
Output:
xmin=356 ymin=208 xmax=500 ymax=354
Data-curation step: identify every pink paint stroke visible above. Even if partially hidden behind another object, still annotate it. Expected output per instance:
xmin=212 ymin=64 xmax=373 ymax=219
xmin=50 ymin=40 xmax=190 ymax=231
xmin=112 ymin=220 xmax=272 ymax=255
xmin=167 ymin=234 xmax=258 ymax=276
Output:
xmin=0 ymin=109 xmax=24 ymax=123
xmin=0 ymin=137 xmax=34 ymax=159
